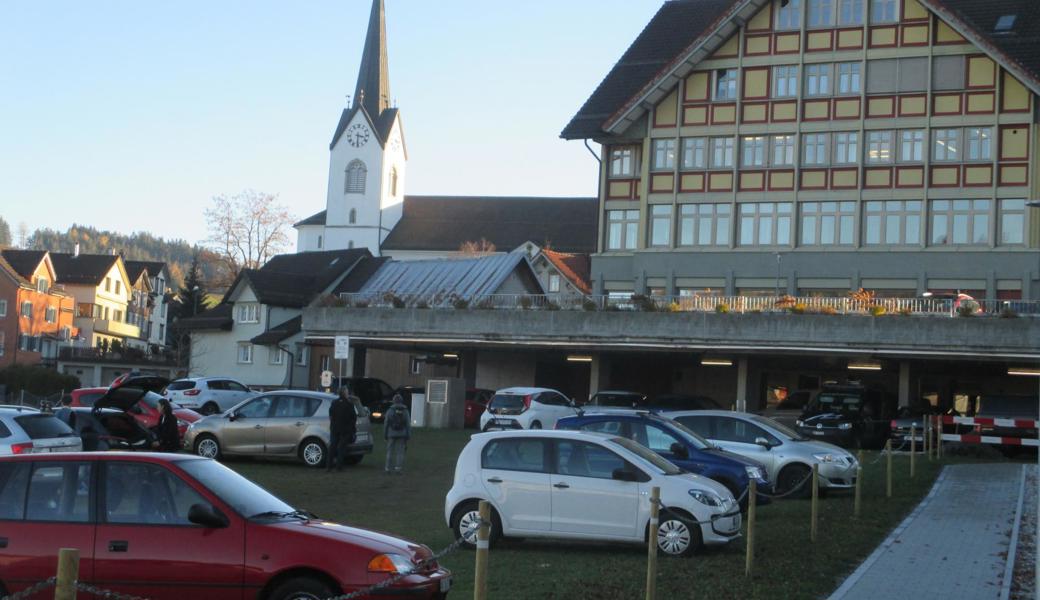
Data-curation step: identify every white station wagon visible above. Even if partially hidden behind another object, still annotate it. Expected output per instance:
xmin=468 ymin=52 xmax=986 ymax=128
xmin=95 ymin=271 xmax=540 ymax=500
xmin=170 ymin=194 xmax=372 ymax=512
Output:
xmin=445 ymin=430 xmax=741 ymax=557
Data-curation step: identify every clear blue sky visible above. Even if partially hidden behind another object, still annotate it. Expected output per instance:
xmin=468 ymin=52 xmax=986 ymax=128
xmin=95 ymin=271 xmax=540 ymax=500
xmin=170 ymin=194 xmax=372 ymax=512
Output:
xmin=0 ymin=0 xmax=663 ymax=246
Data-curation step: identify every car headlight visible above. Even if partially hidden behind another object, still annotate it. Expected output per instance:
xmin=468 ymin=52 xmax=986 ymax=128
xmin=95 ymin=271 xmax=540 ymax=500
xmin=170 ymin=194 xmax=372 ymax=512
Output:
xmin=367 ymin=553 xmax=414 ymax=574
xmin=795 ymin=420 xmax=804 ymax=427
xmin=688 ymin=489 xmax=725 ymax=507
xmin=813 ymin=453 xmax=836 ymax=463
xmin=177 ymin=420 xmax=189 ymax=428
xmin=745 ymin=466 xmax=766 ymax=480
xmin=838 ymin=422 xmax=853 ymax=430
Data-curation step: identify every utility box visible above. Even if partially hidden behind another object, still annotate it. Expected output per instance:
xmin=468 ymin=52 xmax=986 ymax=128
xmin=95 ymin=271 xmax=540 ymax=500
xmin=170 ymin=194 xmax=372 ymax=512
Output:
xmin=424 ymin=378 xmax=466 ymax=429
xmin=409 ymin=392 xmax=426 ymax=428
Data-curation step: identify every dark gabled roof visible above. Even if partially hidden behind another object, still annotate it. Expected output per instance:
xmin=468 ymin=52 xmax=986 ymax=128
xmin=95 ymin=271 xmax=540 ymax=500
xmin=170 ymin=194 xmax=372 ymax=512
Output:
xmin=331 ymin=256 xmax=392 ymax=295
xmin=0 ymin=249 xmax=47 ymax=280
xmin=295 ymin=210 xmax=328 ymax=227
xmin=50 ymin=253 xmax=121 ymax=285
xmin=0 ymin=253 xmax=29 ymax=286
xmin=251 ymin=315 xmax=302 ymax=345
xmin=928 ymin=0 xmax=1040 ymax=87
xmin=540 ymin=249 xmax=592 ymax=295
xmin=124 ymin=260 xmax=169 ymax=284
xmin=381 ymin=196 xmax=599 ymax=254
xmin=329 ymin=105 xmax=399 ymax=150
xmin=175 ymin=304 xmax=233 ymax=332
xmin=226 ymin=249 xmax=371 ymax=308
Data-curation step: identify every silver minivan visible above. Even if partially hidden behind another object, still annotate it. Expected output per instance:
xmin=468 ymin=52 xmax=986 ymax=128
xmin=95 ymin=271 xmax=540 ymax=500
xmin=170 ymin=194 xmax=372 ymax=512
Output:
xmin=183 ymin=391 xmax=373 ymax=467
xmin=0 ymin=407 xmax=83 ymax=455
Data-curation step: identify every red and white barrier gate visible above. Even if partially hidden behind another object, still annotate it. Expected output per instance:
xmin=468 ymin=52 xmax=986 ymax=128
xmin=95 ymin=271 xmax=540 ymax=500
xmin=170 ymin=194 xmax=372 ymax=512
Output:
xmin=935 ymin=415 xmax=1040 ymax=447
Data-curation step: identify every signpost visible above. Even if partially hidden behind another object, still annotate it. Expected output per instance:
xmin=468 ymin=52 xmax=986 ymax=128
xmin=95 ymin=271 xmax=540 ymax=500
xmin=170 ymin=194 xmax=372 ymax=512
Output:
xmin=334 ymin=336 xmax=350 ymax=394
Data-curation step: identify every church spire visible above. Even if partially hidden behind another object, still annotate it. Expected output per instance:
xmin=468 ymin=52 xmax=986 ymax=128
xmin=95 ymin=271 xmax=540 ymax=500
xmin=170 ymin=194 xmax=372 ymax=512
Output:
xmin=353 ymin=0 xmax=390 ymax=118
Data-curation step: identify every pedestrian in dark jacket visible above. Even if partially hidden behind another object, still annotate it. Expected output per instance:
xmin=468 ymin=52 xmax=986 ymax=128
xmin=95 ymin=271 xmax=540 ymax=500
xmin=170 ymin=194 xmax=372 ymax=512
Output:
xmin=384 ymin=394 xmax=411 ymax=475
xmin=327 ymin=389 xmax=358 ymax=471
xmin=156 ymin=399 xmax=180 ymax=452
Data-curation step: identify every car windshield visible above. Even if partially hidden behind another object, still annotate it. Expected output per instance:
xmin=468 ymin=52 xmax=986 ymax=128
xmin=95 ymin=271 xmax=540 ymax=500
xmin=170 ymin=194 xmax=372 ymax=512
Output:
xmin=809 ymin=393 xmax=862 ymax=415
xmin=750 ymin=415 xmax=804 ymax=441
xmin=607 ymin=437 xmax=683 ymax=475
xmin=593 ymin=393 xmax=644 ymax=407
xmin=178 ymin=459 xmax=295 ymax=518
xmin=14 ymin=414 xmax=77 ymax=439
xmin=661 ymin=418 xmax=711 ymax=450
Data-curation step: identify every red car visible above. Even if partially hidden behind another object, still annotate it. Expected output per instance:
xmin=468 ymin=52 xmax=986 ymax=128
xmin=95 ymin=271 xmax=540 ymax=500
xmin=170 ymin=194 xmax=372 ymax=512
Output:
xmin=68 ymin=386 xmax=202 ymax=441
xmin=464 ymin=388 xmax=494 ymax=429
xmin=0 ymin=453 xmax=452 ymax=599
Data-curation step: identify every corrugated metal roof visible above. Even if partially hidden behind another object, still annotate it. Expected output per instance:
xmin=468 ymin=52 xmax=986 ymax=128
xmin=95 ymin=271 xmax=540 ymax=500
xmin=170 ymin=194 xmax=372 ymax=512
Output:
xmin=358 ymin=252 xmax=536 ymax=299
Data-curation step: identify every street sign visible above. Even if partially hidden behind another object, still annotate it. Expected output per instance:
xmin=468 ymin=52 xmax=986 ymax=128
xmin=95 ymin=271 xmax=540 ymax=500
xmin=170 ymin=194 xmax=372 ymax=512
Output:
xmin=320 ymin=370 xmax=333 ymax=389
xmin=334 ymin=336 xmax=350 ymax=359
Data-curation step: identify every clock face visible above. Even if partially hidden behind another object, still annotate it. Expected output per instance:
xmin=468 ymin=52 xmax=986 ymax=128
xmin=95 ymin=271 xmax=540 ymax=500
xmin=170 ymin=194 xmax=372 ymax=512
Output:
xmin=390 ymin=137 xmax=401 ymax=152
xmin=347 ymin=123 xmax=370 ymax=148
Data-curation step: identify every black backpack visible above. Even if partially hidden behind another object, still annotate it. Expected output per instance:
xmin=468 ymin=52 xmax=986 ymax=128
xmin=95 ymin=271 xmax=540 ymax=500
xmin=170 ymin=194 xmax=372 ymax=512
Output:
xmin=388 ymin=408 xmax=407 ymax=431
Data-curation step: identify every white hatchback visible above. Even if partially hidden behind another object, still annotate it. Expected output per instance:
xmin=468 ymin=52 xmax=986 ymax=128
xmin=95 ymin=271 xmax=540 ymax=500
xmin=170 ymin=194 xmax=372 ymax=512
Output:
xmin=444 ymin=430 xmax=741 ymax=557
xmin=479 ymin=387 xmax=577 ymax=431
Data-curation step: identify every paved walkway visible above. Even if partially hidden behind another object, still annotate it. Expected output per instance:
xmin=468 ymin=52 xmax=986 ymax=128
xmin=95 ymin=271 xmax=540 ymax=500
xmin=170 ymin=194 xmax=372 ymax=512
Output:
xmin=829 ymin=463 xmax=1027 ymax=600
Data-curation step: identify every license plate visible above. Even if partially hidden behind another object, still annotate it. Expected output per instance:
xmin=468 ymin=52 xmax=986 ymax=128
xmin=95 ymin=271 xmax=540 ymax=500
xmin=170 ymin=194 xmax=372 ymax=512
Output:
xmin=716 ymin=515 xmax=740 ymax=533
xmin=811 ymin=431 xmax=825 ymax=436
xmin=356 ymin=433 xmax=369 ymax=441
xmin=439 ymin=577 xmax=452 ymax=592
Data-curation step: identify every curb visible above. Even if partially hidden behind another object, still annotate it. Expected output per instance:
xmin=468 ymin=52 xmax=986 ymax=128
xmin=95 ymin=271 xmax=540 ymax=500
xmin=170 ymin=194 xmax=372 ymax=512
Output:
xmin=999 ymin=464 xmax=1027 ymax=600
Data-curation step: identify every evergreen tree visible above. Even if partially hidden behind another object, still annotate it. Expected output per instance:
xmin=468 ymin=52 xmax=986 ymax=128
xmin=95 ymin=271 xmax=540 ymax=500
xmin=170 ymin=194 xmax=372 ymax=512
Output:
xmin=176 ymin=249 xmax=207 ymax=319
xmin=0 ymin=217 xmax=10 ymax=247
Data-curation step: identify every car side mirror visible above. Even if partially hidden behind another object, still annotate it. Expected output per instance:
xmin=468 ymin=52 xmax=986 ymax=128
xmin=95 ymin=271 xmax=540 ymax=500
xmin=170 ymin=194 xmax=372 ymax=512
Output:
xmin=228 ymin=413 xmax=238 ymax=421
xmin=612 ymin=468 xmax=638 ymax=482
xmin=188 ymin=503 xmax=229 ymax=528
xmin=754 ymin=437 xmax=773 ymax=449
xmin=669 ymin=442 xmax=689 ymax=460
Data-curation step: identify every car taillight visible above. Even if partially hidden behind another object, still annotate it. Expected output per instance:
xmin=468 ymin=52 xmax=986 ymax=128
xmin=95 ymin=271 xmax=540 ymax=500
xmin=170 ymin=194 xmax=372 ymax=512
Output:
xmin=183 ymin=389 xmax=201 ymax=396
xmin=890 ymin=420 xmax=897 ymax=429
xmin=11 ymin=442 xmax=33 ymax=454
xmin=522 ymin=395 xmax=532 ymax=411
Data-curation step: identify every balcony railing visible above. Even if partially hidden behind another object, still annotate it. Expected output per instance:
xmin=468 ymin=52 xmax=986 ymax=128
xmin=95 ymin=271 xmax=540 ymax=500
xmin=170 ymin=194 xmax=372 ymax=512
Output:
xmin=58 ymin=346 xmax=177 ymax=366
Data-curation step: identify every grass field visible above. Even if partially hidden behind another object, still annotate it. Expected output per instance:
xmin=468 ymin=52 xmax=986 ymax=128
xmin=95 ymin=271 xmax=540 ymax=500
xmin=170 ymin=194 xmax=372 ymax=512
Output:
xmin=229 ymin=428 xmax=952 ymax=599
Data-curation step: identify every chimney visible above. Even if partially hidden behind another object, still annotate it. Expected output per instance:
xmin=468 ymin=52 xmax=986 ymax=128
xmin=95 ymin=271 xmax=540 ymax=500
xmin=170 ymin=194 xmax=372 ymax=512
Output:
xmin=74 ymin=243 xmax=80 ymax=257
xmin=108 ymin=248 xmax=116 ymax=256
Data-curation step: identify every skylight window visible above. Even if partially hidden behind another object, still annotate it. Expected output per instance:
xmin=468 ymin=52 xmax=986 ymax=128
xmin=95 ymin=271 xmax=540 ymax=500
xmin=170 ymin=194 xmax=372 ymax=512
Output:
xmin=995 ymin=15 xmax=1017 ymax=32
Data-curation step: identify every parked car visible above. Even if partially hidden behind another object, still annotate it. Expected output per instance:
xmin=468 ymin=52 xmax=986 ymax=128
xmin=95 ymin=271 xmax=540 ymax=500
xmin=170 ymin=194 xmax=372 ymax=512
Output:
xmin=464 ymin=388 xmax=494 ymax=429
xmin=445 ymin=429 xmax=741 ymax=557
xmin=889 ymin=401 xmax=942 ymax=447
xmin=479 ymin=387 xmax=577 ymax=431
xmin=556 ymin=410 xmax=771 ymax=508
xmin=760 ymin=389 xmax=813 ymax=429
xmin=0 ymin=407 xmax=82 ymax=455
xmin=0 ymin=452 xmax=452 ymax=599
xmin=68 ymin=386 xmax=202 ymax=441
xmin=795 ymin=384 xmax=895 ymax=448
xmin=666 ymin=410 xmax=858 ymax=497
xmin=54 ymin=407 xmax=156 ymax=451
xmin=587 ymin=390 xmax=648 ymax=409
xmin=67 ymin=387 xmax=106 ymax=408
xmin=332 ymin=377 xmax=397 ymax=422
xmin=650 ymin=394 xmax=724 ymax=412
xmin=185 ymin=391 xmax=373 ymax=468
xmin=165 ymin=377 xmax=255 ymax=416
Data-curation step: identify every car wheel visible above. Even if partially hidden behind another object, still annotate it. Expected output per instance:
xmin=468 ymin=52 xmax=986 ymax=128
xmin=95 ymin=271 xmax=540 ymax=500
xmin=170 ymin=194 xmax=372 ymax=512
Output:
xmin=201 ymin=402 xmax=220 ymax=416
xmin=299 ymin=438 xmax=327 ymax=468
xmin=194 ymin=435 xmax=221 ymax=459
xmin=341 ymin=454 xmax=364 ymax=466
xmin=451 ymin=501 xmax=502 ymax=550
xmin=776 ymin=463 xmax=812 ymax=499
xmin=656 ymin=509 xmax=702 ymax=557
xmin=529 ymin=420 xmax=542 ymax=430
xmin=267 ymin=577 xmax=335 ymax=600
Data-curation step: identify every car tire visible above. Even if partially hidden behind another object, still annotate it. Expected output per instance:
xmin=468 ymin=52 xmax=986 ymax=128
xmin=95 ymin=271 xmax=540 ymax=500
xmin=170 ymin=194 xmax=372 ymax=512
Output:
xmin=194 ymin=434 xmax=222 ymax=460
xmin=267 ymin=576 xmax=335 ymax=600
xmin=450 ymin=501 xmax=502 ymax=550
xmin=777 ymin=463 xmax=812 ymax=499
xmin=201 ymin=402 xmax=220 ymax=416
xmin=529 ymin=420 xmax=542 ymax=430
xmin=654 ymin=508 xmax=702 ymax=557
xmin=299 ymin=438 xmax=327 ymax=468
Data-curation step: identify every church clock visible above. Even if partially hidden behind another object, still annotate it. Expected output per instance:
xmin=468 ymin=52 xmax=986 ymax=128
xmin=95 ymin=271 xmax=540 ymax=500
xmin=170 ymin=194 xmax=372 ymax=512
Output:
xmin=347 ymin=123 xmax=370 ymax=148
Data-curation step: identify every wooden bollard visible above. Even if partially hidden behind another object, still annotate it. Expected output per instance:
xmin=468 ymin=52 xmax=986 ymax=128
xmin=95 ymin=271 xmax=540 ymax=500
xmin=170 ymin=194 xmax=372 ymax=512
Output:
xmin=854 ymin=451 xmax=863 ymax=519
xmin=885 ymin=438 xmax=893 ymax=498
xmin=936 ymin=415 xmax=943 ymax=458
xmin=745 ymin=478 xmax=756 ymax=577
xmin=925 ymin=417 xmax=931 ymax=460
xmin=810 ymin=463 xmax=819 ymax=542
xmin=55 ymin=548 xmax=79 ymax=600
xmin=473 ymin=501 xmax=490 ymax=600
xmin=910 ymin=424 xmax=916 ymax=478
xmin=646 ymin=486 xmax=660 ymax=600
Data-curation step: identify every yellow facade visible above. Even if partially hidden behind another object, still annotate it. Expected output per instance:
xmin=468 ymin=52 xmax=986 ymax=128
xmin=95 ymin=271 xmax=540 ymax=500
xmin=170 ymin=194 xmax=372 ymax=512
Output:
xmin=935 ymin=21 xmax=966 ymax=44
xmin=1002 ymin=73 xmax=1030 ymax=112
xmin=655 ymin=89 xmax=678 ymax=126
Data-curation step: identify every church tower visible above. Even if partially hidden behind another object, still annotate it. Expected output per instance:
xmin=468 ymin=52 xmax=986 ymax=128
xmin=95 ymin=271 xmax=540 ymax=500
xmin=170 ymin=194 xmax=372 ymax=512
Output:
xmin=321 ymin=0 xmax=406 ymax=254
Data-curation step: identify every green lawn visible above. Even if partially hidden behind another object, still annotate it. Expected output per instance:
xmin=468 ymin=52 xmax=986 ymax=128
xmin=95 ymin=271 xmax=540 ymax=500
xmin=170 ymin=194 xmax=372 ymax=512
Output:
xmin=228 ymin=429 xmax=952 ymax=599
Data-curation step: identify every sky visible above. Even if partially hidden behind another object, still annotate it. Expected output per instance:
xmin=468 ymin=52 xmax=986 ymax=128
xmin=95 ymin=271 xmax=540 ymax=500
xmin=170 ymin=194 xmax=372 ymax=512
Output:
xmin=0 ymin=0 xmax=664 ymax=247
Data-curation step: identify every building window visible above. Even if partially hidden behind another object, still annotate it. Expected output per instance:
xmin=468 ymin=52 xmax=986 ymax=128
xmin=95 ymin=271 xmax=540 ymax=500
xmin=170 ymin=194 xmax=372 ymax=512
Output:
xmin=649 ymin=205 xmax=672 ymax=247
xmin=681 ymin=138 xmax=707 ymax=169
xmin=158 ymin=324 xmax=164 ymax=340
xmin=930 ymin=199 xmax=990 ymax=245
xmin=999 ymin=199 xmax=1026 ymax=245
xmin=606 ymin=210 xmax=639 ymax=251
xmin=867 ymin=58 xmax=927 ymax=94
xmin=932 ymin=56 xmax=965 ymax=91
xmin=803 ymin=133 xmax=829 ymax=165
xmin=714 ymin=69 xmax=738 ymax=100
xmin=320 ymin=355 xmax=331 ymax=372
xmin=390 ymin=167 xmax=399 ymax=197
xmin=105 ymin=277 xmax=112 ymax=292
xmin=112 ymin=309 xmax=123 ymax=323
xmin=45 ymin=306 xmax=57 ymax=324
xmin=772 ymin=135 xmax=796 ymax=166
xmin=776 ymin=0 xmax=802 ymax=30
xmin=742 ymin=136 xmax=767 ymax=167
xmin=36 ymin=278 xmax=48 ymax=293
xmin=773 ymin=65 xmax=799 ymax=98
xmin=348 ymin=240 xmax=354 ymax=249
xmin=899 ymin=130 xmax=924 ymax=162
xmin=837 ymin=63 xmax=861 ymax=95
xmin=870 ymin=0 xmax=898 ymax=23
xmin=548 ymin=273 xmax=561 ymax=293
xmin=738 ymin=202 xmax=792 ymax=246
xmin=805 ymin=64 xmax=831 ymax=97
xmin=236 ymin=303 xmax=260 ymax=324
xmin=59 ymin=326 xmax=71 ymax=342
xmin=345 ymin=160 xmax=367 ymax=194
xmin=296 ymin=345 xmax=309 ymax=366
xmin=237 ymin=343 xmax=253 ymax=364
xmin=269 ymin=347 xmax=284 ymax=365
xmin=0 ymin=299 xmax=6 ymax=317
xmin=348 ymin=208 xmax=357 ymax=225
xmin=800 ymin=201 xmax=855 ymax=246
xmin=866 ymin=130 xmax=893 ymax=164
xmin=20 ymin=302 xmax=32 ymax=318
xmin=966 ymin=128 xmax=992 ymax=161
xmin=409 ymin=357 xmax=422 ymax=375
xmin=865 ymin=200 xmax=922 ymax=245
xmin=317 ymin=235 xmax=323 ymax=249
xmin=808 ymin=0 xmax=835 ymax=27
xmin=114 ymin=281 xmax=121 ymax=295
xmin=710 ymin=137 xmax=735 ymax=168
xmin=833 ymin=132 xmax=859 ymax=164
xmin=679 ymin=204 xmax=731 ymax=247
xmin=932 ymin=129 xmax=961 ymax=162
xmin=610 ymin=147 xmax=636 ymax=177
xmin=652 ymin=139 xmax=677 ymax=171
xmin=838 ymin=0 xmax=863 ymax=25
xmin=0 ymin=331 xmax=5 ymax=357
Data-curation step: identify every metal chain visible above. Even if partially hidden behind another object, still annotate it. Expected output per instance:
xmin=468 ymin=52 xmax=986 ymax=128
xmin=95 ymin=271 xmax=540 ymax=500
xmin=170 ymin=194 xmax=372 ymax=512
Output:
xmin=0 ymin=578 xmax=56 ymax=600
xmin=754 ymin=470 xmax=817 ymax=500
xmin=74 ymin=582 xmax=152 ymax=600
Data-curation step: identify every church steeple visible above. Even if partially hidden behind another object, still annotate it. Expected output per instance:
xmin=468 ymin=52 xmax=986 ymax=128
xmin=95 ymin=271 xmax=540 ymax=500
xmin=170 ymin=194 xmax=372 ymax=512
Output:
xmin=353 ymin=0 xmax=390 ymax=119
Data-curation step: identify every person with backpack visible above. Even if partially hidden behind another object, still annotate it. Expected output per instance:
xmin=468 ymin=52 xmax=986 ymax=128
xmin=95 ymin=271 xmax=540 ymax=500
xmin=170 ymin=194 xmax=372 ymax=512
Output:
xmin=327 ymin=389 xmax=358 ymax=472
xmin=384 ymin=393 xmax=411 ymax=475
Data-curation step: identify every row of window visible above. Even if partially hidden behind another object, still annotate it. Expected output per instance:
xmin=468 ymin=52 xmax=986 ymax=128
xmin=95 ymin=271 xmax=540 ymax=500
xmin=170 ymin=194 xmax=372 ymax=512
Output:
xmin=776 ymin=0 xmax=911 ymax=30
xmin=607 ymin=199 xmax=1028 ymax=250
xmin=103 ymin=277 xmax=122 ymax=296
xmin=237 ymin=342 xmax=308 ymax=366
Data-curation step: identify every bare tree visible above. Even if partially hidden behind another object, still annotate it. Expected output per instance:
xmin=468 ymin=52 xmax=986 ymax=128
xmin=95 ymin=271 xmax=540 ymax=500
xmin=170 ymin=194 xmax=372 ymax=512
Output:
xmin=204 ymin=190 xmax=293 ymax=278
xmin=458 ymin=238 xmax=497 ymax=256
xmin=17 ymin=222 xmax=29 ymax=248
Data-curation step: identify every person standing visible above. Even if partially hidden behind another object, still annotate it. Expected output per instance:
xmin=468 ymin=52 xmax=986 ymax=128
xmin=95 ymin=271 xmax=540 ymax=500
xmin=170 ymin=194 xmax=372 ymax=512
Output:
xmin=156 ymin=399 xmax=181 ymax=452
xmin=327 ymin=389 xmax=358 ymax=472
xmin=384 ymin=394 xmax=411 ymax=475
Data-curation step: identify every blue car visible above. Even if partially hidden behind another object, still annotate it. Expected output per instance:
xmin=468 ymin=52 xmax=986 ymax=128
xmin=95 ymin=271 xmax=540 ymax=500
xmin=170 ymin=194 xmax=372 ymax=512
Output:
xmin=556 ymin=410 xmax=772 ymax=508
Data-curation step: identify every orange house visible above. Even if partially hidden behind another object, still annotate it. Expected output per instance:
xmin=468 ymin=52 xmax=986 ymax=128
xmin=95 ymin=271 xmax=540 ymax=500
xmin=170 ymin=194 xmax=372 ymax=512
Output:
xmin=0 ymin=250 xmax=77 ymax=368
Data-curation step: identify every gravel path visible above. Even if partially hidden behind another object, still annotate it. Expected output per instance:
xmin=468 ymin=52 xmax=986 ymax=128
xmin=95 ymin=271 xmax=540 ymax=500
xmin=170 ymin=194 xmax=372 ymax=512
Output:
xmin=1010 ymin=465 xmax=1037 ymax=600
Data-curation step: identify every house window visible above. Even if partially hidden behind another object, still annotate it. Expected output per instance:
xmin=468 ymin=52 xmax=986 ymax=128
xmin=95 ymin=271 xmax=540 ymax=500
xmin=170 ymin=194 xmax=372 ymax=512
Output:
xmin=548 ymin=273 xmax=561 ymax=293
xmin=348 ymin=208 xmax=357 ymax=224
xmin=390 ymin=167 xmax=399 ymax=196
xmin=236 ymin=303 xmax=260 ymax=324
xmin=999 ymin=199 xmax=1026 ymax=245
xmin=870 ymin=0 xmax=898 ymax=23
xmin=805 ymin=64 xmax=831 ymax=97
xmin=930 ymin=199 xmax=989 ymax=245
xmin=610 ymin=147 xmax=636 ymax=177
xmin=237 ymin=343 xmax=254 ymax=364
xmin=772 ymin=135 xmax=796 ymax=166
xmin=296 ymin=345 xmax=309 ymax=366
xmin=345 ymin=160 xmax=367 ymax=194
xmin=932 ymin=129 xmax=961 ymax=162
xmin=112 ymin=309 xmax=123 ymax=323
xmin=606 ymin=210 xmax=640 ymax=251
xmin=105 ymin=277 xmax=112 ymax=292
xmin=966 ymin=128 xmax=992 ymax=161
xmin=649 ymin=205 xmax=672 ymax=247
xmin=317 ymin=235 xmax=323 ymax=249
xmin=899 ymin=130 xmax=925 ymax=162
xmin=838 ymin=0 xmax=863 ymax=25
xmin=741 ymin=136 xmax=767 ymax=167
xmin=808 ymin=0 xmax=835 ymax=27
xmin=776 ymin=0 xmax=802 ymax=30
xmin=803 ymin=133 xmax=829 ymax=165
xmin=678 ymin=204 xmax=731 ymax=247
xmin=652 ymin=139 xmax=677 ymax=171
xmin=0 ymin=299 xmax=6 ymax=317
xmin=864 ymin=200 xmax=922 ymax=245
xmin=348 ymin=241 xmax=354 ymax=249
xmin=867 ymin=58 xmax=927 ymax=94
xmin=837 ymin=63 xmax=861 ymax=95
xmin=20 ymin=302 xmax=32 ymax=318
xmin=159 ymin=324 xmax=165 ymax=340
xmin=36 ymin=278 xmax=48 ymax=293
xmin=932 ymin=56 xmax=965 ymax=91
xmin=0 ymin=331 xmax=4 ymax=357
xmin=320 ymin=355 xmax=331 ymax=372
xmin=800 ymin=201 xmax=856 ymax=245
xmin=773 ymin=66 xmax=799 ymax=98
xmin=681 ymin=138 xmax=707 ymax=169
xmin=866 ymin=130 xmax=894 ymax=163
xmin=409 ymin=357 xmax=422 ymax=375
xmin=738 ymin=202 xmax=793 ymax=246
xmin=114 ymin=281 xmax=121 ymax=295
xmin=710 ymin=137 xmax=735 ymax=168
xmin=59 ymin=327 xmax=71 ymax=342
xmin=833 ymin=132 xmax=859 ymax=164
xmin=45 ymin=307 xmax=57 ymax=324
xmin=269 ymin=347 xmax=284 ymax=365
xmin=714 ymin=69 xmax=738 ymax=100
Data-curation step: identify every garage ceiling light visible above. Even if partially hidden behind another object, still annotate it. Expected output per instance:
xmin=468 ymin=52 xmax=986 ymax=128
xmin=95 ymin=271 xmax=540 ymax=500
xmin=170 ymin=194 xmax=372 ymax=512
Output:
xmin=567 ymin=355 xmax=593 ymax=363
xmin=701 ymin=358 xmax=733 ymax=367
xmin=443 ymin=353 xmax=459 ymax=360
xmin=1008 ymin=367 xmax=1040 ymax=377
xmin=848 ymin=361 xmax=882 ymax=371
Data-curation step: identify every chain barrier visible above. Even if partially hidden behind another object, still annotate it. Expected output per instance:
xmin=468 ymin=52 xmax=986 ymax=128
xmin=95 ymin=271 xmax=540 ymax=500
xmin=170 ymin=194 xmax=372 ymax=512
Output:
xmin=74 ymin=582 xmax=152 ymax=600
xmin=0 ymin=578 xmax=56 ymax=600
xmin=754 ymin=470 xmax=817 ymax=500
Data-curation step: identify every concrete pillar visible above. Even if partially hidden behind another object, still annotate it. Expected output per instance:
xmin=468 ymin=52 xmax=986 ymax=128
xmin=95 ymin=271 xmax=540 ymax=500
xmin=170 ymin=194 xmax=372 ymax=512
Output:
xmin=589 ymin=354 xmax=610 ymax=397
xmin=92 ymin=365 xmax=103 ymax=388
xmin=461 ymin=350 xmax=478 ymax=389
xmin=898 ymin=361 xmax=911 ymax=408
xmin=735 ymin=358 xmax=749 ymax=412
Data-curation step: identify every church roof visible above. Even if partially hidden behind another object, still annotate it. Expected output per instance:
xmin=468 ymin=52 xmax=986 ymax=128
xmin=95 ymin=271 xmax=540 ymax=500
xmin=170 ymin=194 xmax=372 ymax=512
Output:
xmin=329 ymin=105 xmax=398 ymax=150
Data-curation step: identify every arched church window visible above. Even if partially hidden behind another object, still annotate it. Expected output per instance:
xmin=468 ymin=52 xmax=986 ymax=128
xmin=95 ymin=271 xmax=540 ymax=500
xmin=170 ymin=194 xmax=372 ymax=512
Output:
xmin=348 ymin=240 xmax=355 ymax=249
xmin=345 ymin=160 xmax=367 ymax=194
xmin=390 ymin=168 xmax=399 ymax=197
xmin=349 ymin=208 xmax=357 ymax=224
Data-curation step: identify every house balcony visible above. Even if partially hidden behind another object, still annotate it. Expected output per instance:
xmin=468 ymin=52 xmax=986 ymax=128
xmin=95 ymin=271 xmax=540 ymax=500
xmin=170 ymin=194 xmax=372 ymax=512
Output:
xmin=91 ymin=318 xmax=141 ymax=339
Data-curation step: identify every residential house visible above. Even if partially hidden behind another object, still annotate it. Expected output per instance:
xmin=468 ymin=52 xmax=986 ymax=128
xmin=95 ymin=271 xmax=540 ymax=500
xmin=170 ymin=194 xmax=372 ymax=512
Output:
xmin=531 ymin=249 xmax=592 ymax=298
xmin=0 ymin=250 xmax=76 ymax=368
xmin=50 ymin=250 xmax=137 ymax=351
xmin=124 ymin=261 xmax=172 ymax=351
